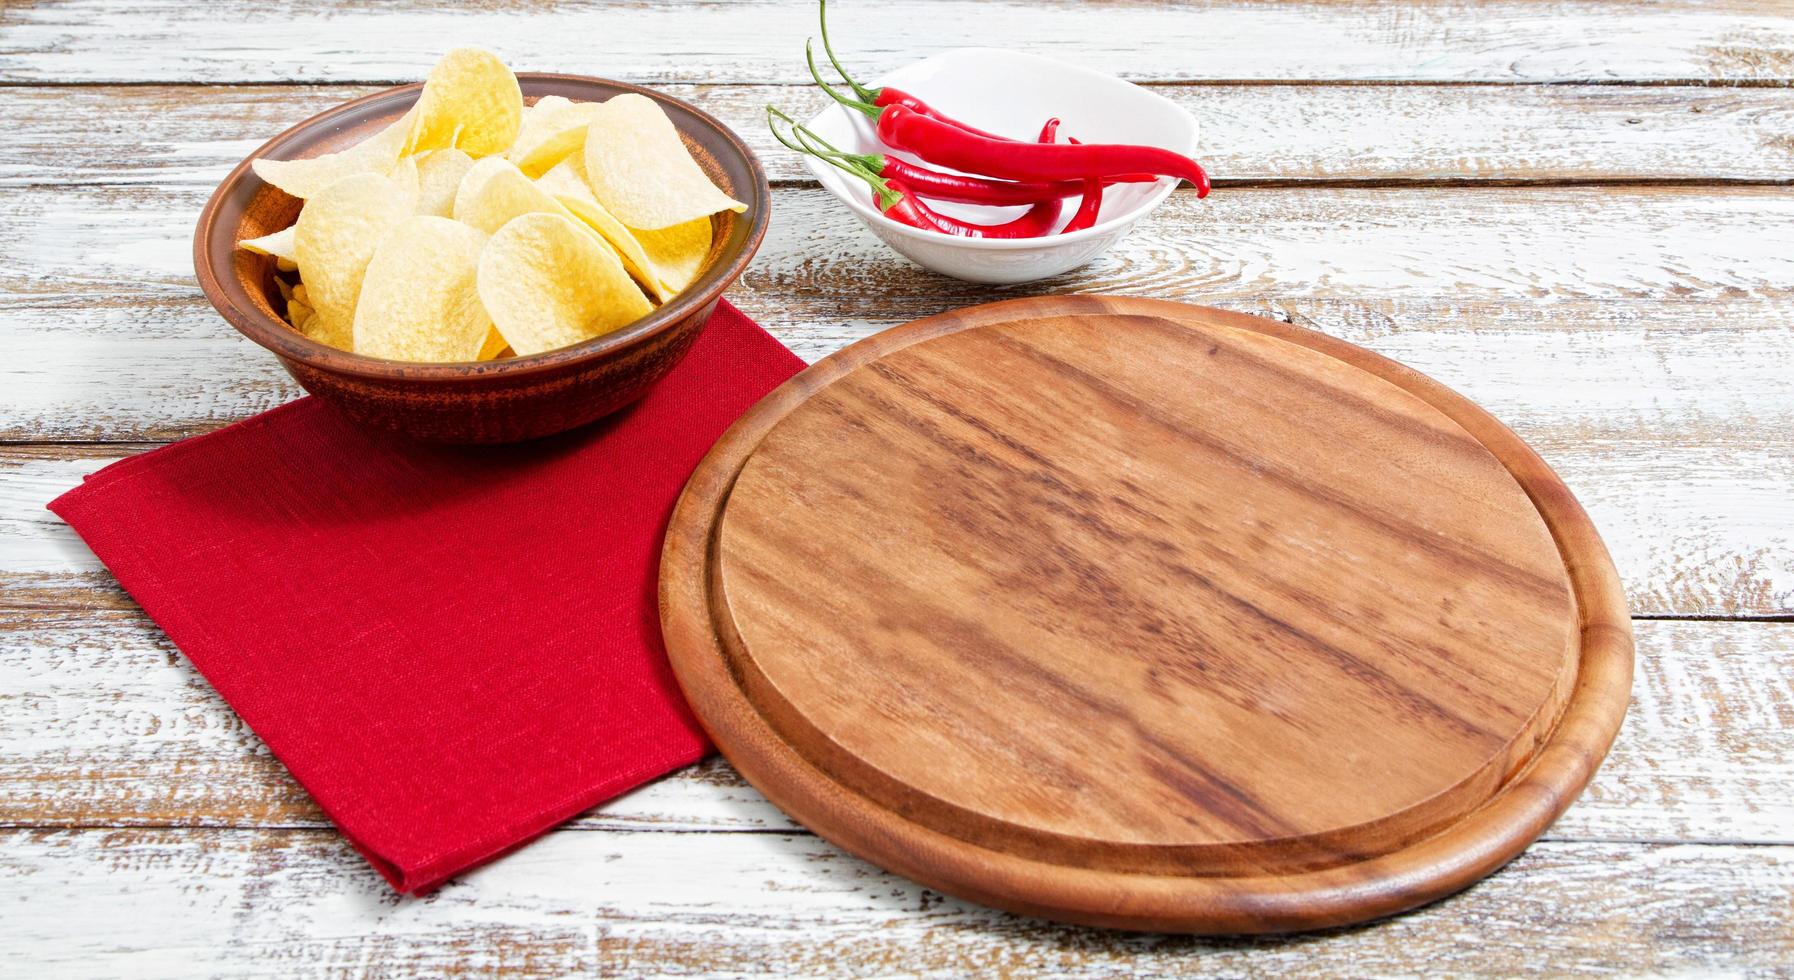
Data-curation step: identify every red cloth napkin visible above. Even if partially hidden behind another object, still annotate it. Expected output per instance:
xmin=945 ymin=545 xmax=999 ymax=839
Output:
xmin=48 ymin=300 xmax=802 ymax=893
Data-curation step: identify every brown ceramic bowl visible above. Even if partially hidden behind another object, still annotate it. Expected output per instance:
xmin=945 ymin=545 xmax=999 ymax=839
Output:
xmin=194 ymin=74 xmax=770 ymax=444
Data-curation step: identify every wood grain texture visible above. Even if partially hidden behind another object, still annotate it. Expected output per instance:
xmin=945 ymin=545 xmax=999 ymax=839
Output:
xmin=664 ymin=296 xmax=1632 ymax=932
xmin=722 ymin=307 xmax=1582 ymax=850
xmin=8 ymin=185 xmax=1794 ymax=434
xmin=6 ymin=186 xmax=1791 ymax=616
xmin=3 ymin=611 xmax=1788 ymax=846
xmin=4 ymin=0 xmax=1792 ymax=85
xmin=4 ymin=0 xmax=1791 ymax=965
xmin=1 ymin=828 xmax=1789 ymax=977
xmin=8 ymin=83 xmax=1794 ymax=188
xmin=3 ymin=357 xmax=1789 ymax=621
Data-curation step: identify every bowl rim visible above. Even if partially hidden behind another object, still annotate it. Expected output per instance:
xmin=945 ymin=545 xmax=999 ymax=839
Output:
xmin=193 ymin=71 xmax=770 ymax=382
xmin=800 ymin=47 xmax=1197 ymax=251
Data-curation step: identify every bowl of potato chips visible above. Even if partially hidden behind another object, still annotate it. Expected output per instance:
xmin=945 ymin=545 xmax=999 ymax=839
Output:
xmin=195 ymin=49 xmax=769 ymax=443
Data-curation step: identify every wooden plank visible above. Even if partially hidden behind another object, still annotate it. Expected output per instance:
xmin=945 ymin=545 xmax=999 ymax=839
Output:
xmin=4 ymin=0 xmax=1793 ymax=85
xmin=4 ymin=184 xmax=1791 ymax=615
xmin=3 ymin=608 xmax=1789 ymax=846
xmin=5 ymin=183 xmax=1792 ymax=425
xmin=3 ymin=382 xmax=1790 ymax=621
xmin=0 ymin=828 xmax=1788 ymax=976
xmin=7 ymin=83 xmax=1794 ymax=188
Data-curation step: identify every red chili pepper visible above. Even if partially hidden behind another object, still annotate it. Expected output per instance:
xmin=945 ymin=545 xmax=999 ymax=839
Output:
xmin=923 ymin=117 xmax=1064 ymax=239
xmin=903 ymin=178 xmax=1063 ymax=238
xmin=807 ymin=38 xmax=1030 ymax=146
xmin=768 ymin=107 xmax=1067 ymax=239
xmin=807 ymin=8 xmax=1210 ymax=195
xmin=877 ymin=104 xmax=1211 ymax=196
xmin=875 ymin=181 xmax=951 ymax=232
xmin=1062 ymin=179 xmax=1103 ymax=233
xmin=887 ymin=156 xmax=1150 ymax=204
xmin=817 ymin=0 xmax=1209 ymax=198
xmin=1059 ymin=139 xmax=1104 ymax=233
xmin=870 ymin=88 xmax=1012 ymax=142
xmin=770 ymin=107 xmax=1149 ymax=206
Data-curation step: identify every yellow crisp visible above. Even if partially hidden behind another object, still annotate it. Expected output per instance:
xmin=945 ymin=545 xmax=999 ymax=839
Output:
xmin=287 ymin=298 xmax=314 ymax=330
xmin=453 ymin=156 xmax=574 ymax=235
xmin=352 ymin=216 xmax=493 ymax=362
xmin=507 ymin=97 xmax=602 ymax=177
xmin=535 ymin=155 xmax=668 ymax=301
xmin=293 ymin=171 xmax=418 ymax=351
xmin=413 ymin=148 xmax=476 ymax=217
xmin=507 ymin=97 xmax=572 ymax=165
xmin=538 ymin=154 xmax=709 ymax=298
xmin=247 ymin=48 xmax=743 ymax=363
xmin=404 ymin=47 xmax=523 ymax=158
xmin=477 ymin=212 xmax=653 ymax=356
xmin=387 ymin=155 xmax=422 ymax=199
xmin=251 ymin=107 xmax=416 ymax=200
xmin=632 ymin=217 xmax=712 ymax=296
xmin=581 ymin=93 xmax=745 ymax=229
xmin=518 ymin=96 xmax=573 ymax=124
xmin=238 ymin=225 xmax=297 ymax=263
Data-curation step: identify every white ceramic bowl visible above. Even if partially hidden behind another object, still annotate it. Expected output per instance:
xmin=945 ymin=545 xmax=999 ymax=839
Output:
xmin=802 ymin=47 xmax=1199 ymax=285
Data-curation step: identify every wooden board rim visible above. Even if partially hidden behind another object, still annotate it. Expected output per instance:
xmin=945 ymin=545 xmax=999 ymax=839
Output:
xmin=659 ymin=294 xmax=1634 ymax=934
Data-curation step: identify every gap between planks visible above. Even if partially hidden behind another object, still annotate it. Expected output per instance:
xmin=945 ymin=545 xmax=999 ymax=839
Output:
xmin=4 ymin=822 xmax=1791 ymax=848
xmin=4 ymin=79 xmax=1794 ymax=89
xmin=11 ymin=177 xmax=1794 ymax=192
xmin=10 ymin=82 xmax=1794 ymax=188
xmin=1 ymin=830 xmax=1787 ymax=976
xmin=5 ymin=612 xmax=1789 ymax=844
xmin=5 ymin=0 xmax=1792 ymax=86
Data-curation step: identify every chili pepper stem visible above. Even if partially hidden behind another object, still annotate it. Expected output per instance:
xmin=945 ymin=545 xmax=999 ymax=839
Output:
xmin=766 ymin=105 xmax=900 ymax=211
xmin=772 ymin=108 xmax=852 ymax=159
xmin=806 ymin=39 xmax=881 ymax=119
xmin=818 ymin=0 xmax=878 ymax=102
xmin=767 ymin=105 xmax=885 ymax=172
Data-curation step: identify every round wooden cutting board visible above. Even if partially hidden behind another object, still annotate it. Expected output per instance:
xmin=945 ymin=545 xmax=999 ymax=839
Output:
xmin=660 ymin=295 xmax=1632 ymax=934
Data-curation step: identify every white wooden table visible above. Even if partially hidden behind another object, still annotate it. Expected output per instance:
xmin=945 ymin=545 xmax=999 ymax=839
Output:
xmin=3 ymin=1 xmax=1792 ymax=974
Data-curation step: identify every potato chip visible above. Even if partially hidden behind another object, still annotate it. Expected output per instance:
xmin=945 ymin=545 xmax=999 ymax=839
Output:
xmin=530 ymin=153 xmax=590 ymax=202
xmin=520 ymin=96 xmax=574 ymax=123
xmin=535 ymin=156 xmax=668 ymax=301
xmin=506 ymin=98 xmax=602 ymax=177
xmin=581 ymin=93 xmax=745 ymax=229
xmin=632 ymin=217 xmax=712 ymax=296
xmin=508 ymin=96 xmax=571 ymax=158
xmin=247 ymin=48 xmax=747 ymax=364
xmin=404 ymin=47 xmax=523 ymax=158
xmin=478 ymin=327 xmax=509 ymax=360
xmin=352 ymin=216 xmax=493 ymax=362
xmin=238 ymin=225 xmax=297 ymax=263
xmin=478 ymin=212 xmax=653 ymax=356
xmin=539 ymin=154 xmax=710 ymax=298
xmin=251 ymin=107 xmax=416 ymax=200
xmin=413 ymin=148 xmax=475 ymax=217
xmin=294 ymin=171 xmax=419 ymax=351
xmin=299 ymin=309 xmax=330 ymax=340
xmin=453 ymin=156 xmax=556 ymax=234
